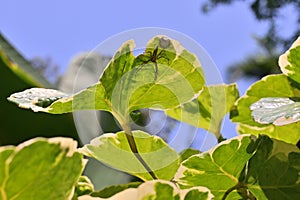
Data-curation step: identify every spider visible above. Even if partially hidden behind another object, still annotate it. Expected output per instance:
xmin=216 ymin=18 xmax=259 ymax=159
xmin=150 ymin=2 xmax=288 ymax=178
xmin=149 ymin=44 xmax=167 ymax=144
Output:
xmin=134 ymin=38 xmax=171 ymax=82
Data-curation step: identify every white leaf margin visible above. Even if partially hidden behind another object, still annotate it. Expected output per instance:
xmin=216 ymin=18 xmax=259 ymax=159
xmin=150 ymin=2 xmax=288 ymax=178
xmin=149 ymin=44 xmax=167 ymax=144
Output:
xmin=78 ymin=180 xmax=214 ymax=200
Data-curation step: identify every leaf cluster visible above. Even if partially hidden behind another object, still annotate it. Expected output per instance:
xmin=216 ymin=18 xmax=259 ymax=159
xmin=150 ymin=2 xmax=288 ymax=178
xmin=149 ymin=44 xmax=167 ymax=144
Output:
xmin=3 ymin=35 xmax=300 ymax=199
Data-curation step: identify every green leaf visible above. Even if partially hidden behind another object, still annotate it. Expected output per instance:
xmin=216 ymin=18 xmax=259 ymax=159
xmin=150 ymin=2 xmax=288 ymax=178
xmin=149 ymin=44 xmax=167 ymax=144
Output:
xmin=0 ymin=148 xmax=15 ymax=184
xmin=246 ymin=135 xmax=300 ymax=200
xmin=167 ymin=83 xmax=239 ymax=137
xmin=79 ymin=130 xmax=179 ymax=181
xmin=248 ymin=36 xmax=300 ymax=126
xmin=8 ymin=36 xmax=205 ymax=120
xmin=107 ymin=36 xmax=205 ymax=122
xmin=250 ymin=97 xmax=300 ymax=126
xmin=174 ymin=135 xmax=256 ymax=199
xmin=175 ymin=134 xmax=300 ymax=199
xmin=79 ymin=180 xmax=213 ymax=200
xmin=231 ymin=74 xmax=300 ymax=144
xmin=279 ymin=36 xmax=300 ymax=83
xmin=0 ymin=137 xmax=85 ymax=200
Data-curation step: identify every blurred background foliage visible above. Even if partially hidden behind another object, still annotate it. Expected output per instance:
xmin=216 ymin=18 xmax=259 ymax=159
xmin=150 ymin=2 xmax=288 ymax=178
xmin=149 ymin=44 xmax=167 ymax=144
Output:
xmin=202 ymin=0 xmax=300 ymax=81
xmin=0 ymin=34 xmax=79 ymax=146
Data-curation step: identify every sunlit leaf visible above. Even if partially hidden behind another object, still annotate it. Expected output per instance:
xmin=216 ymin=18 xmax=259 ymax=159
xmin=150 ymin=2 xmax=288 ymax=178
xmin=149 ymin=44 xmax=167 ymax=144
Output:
xmin=279 ymin=36 xmax=300 ymax=83
xmin=174 ymin=134 xmax=300 ymax=199
xmin=167 ymin=83 xmax=239 ymax=137
xmin=231 ymin=74 xmax=300 ymax=144
xmin=247 ymin=37 xmax=300 ymax=127
xmin=179 ymin=148 xmax=201 ymax=162
xmin=0 ymin=137 xmax=84 ymax=200
xmin=174 ymin=135 xmax=256 ymax=199
xmin=8 ymin=36 xmax=205 ymax=121
xmin=79 ymin=130 xmax=179 ymax=181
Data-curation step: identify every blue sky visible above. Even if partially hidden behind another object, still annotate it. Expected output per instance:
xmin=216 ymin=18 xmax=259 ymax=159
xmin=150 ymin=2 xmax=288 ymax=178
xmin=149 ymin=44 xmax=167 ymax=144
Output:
xmin=0 ymin=0 xmax=268 ymax=77
xmin=0 ymin=0 xmax=290 ymax=149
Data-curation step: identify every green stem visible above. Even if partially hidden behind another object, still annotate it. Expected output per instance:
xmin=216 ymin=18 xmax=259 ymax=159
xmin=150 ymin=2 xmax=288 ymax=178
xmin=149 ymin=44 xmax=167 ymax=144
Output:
xmin=216 ymin=120 xmax=226 ymax=143
xmin=221 ymin=184 xmax=239 ymax=200
xmin=217 ymin=134 xmax=226 ymax=143
xmin=117 ymin=114 xmax=158 ymax=180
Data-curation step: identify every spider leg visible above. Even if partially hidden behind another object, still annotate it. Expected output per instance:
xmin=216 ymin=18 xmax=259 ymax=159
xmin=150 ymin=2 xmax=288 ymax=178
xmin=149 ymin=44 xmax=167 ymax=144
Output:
xmin=156 ymin=50 xmax=170 ymax=64
xmin=153 ymin=61 xmax=158 ymax=81
xmin=134 ymin=57 xmax=153 ymax=80
xmin=134 ymin=47 xmax=167 ymax=82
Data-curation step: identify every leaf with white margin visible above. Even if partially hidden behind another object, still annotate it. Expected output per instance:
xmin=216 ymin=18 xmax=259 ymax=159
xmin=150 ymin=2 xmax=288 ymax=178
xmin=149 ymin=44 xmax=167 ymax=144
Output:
xmin=175 ymin=134 xmax=300 ymax=199
xmin=250 ymin=97 xmax=300 ymax=126
xmin=0 ymin=137 xmax=85 ymax=200
xmin=248 ymin=37 xmax=300 ymax=127
xmin=174 ymin=134 xmax=256 ymax=199
xmin=8 ymin=36 xmax=205 ymax=119
xmin=231 ymin=74 xmax=300 ymax=144
xmin=79 ymin=130 xmax=179 ymax=181
xmin=78 ymin=180 xmax=214 ymax=200
xmin=279 ymin=36 xmax=300 ymax=83
xmin=167 ymin=83 xmax=238 ymax=137
xmin=248 ymin=36 xmax=300 ymax=127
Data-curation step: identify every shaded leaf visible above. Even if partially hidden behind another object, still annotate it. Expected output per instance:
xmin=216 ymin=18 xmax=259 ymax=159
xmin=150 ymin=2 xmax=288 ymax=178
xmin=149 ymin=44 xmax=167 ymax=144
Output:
xmin=167 ymin=83 xmax=239 ymax=137
xmin=246 ymin=135 xmax=300 ymax=199
xmin=79 ymin=180 xmax=213 ymax=200
xmin=91 ymin=182 xmax=142 ymax=198
xmin=79 ymin=130 xmax=179 ymax=181
xmin=0 ymin=137 xmax=84 ymax=200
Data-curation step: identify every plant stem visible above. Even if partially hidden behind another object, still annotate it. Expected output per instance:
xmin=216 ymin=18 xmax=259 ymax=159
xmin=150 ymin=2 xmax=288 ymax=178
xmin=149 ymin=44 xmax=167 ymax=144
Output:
xmin=217 ymin=134 xmax=226 ymax=143
xmin=222 ymin=183 xmax=256 ymax=200
xmin=118 ymin=115 xmax=158 ymax=180
xmin=215 ymin=120 xmax=226 ymax=143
